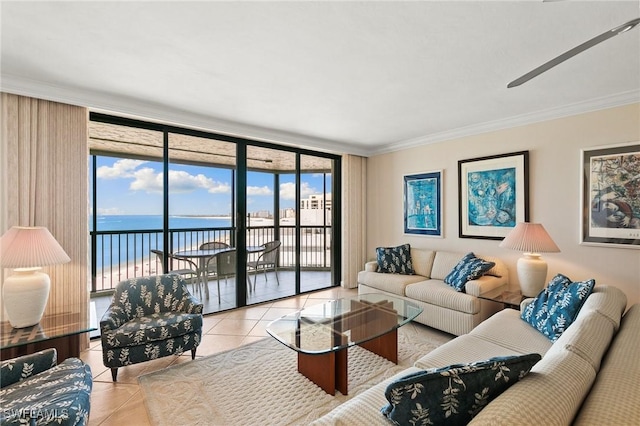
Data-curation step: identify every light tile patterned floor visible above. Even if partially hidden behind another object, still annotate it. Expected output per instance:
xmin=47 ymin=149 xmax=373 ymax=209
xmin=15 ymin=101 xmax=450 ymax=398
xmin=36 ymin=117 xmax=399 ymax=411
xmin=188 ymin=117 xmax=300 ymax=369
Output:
xmin=83 ymin=286 xmax=358 ymax=425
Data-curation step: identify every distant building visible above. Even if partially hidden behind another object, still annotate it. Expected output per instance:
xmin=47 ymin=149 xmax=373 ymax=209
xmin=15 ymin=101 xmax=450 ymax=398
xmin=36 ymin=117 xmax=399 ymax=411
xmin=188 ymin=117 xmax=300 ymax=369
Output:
xmin=280 ymin=208 xmax=296 ymax=219
xmin=250 ymin=210 xmax=272 ymax=219
xmin=300 ymin=194 xmax=331 ymax=225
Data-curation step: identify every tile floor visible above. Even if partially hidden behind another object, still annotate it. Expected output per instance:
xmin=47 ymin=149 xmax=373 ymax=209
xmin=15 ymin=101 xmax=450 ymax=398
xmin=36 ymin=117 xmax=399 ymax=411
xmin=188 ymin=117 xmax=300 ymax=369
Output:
xmin=82 ymin=286 xmax=358 ymax=425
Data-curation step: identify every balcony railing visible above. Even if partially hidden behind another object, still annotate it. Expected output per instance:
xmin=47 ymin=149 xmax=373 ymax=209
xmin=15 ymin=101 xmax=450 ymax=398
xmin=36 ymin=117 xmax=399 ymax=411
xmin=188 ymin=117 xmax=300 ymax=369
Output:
xmin=90 ymin=225 xmax=332 ymax=293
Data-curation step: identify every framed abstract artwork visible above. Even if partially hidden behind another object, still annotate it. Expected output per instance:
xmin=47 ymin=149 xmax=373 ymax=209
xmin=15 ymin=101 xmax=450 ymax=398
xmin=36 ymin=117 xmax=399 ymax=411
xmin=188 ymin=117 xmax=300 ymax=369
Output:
xmin=580 ymin=142 xmax=640 ymax=249
xmin=404 ymin=170 xmax=442 ymax=236
xmin=458 ymin=151 xmax=529 ymax=240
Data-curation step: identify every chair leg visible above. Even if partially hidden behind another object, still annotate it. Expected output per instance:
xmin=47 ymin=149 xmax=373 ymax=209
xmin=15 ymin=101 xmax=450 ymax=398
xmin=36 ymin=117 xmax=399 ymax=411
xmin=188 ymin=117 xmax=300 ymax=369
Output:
xmin=274 ymin=265 xmax=280 ymax=286
xmin=216 ymin=277 xmax=221 ymax=303
xmin=111 ymin=368 xmax=118 ymax=382
xmin=191 ymin=348 xmax=197 ymax=360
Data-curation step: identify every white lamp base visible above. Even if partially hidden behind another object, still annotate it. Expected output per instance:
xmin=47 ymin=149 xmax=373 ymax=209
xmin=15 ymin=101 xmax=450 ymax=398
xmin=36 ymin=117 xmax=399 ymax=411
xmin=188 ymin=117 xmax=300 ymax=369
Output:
xmin=517 ymin=253 xmax=548 ymax=298
xmin=3 ymin=267 xmax=50 ymax=328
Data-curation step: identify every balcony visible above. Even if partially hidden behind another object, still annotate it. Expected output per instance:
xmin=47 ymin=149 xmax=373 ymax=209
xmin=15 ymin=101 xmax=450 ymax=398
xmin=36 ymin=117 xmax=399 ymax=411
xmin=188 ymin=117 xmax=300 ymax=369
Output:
xmin=91 ymin=224 xmax=333 ymax=310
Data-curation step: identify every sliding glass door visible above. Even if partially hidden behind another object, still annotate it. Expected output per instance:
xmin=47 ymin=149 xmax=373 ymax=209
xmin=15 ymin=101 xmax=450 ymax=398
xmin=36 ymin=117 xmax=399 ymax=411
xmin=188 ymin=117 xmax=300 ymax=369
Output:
xmin=89 ymin=113 xmax=341 ymax=315
xmin=168 ymin=133 xmax=238 ymax=312
xmin=245 ymin=146 xmax=297 ymax=304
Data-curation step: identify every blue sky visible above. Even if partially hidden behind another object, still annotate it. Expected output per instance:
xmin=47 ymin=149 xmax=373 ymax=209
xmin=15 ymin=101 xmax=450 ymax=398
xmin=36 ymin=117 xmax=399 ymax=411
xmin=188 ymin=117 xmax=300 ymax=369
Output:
xmin=93 ymin=156 xmax=330 ymax=216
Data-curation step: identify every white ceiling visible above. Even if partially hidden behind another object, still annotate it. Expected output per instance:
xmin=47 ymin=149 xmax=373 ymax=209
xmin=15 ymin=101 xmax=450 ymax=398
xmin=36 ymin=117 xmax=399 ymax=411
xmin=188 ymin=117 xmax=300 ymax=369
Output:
xmin=2 ymin=1 xmax=639 ymax=157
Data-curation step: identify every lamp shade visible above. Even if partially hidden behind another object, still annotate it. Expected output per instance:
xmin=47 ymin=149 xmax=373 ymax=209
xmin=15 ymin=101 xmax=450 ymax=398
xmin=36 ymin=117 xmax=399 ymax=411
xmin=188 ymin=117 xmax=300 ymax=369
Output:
xmin=499 ymin=222 xmax=560 ymax=254
xmin=1 ymin=226 xmax=70 ymax=268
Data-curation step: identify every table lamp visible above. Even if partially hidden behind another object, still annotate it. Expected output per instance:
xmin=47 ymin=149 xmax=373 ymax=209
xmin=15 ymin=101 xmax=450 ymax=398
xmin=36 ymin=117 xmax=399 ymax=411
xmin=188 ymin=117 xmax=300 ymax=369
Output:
xmin=499 ymin=222 xmax=560 ymax=298
xmin=1 ymin=226 xmax=71 ymax=328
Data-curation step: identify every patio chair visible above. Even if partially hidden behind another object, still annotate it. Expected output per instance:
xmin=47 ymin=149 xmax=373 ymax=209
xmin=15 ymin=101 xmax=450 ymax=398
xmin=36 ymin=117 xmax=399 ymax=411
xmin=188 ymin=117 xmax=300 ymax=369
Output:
xmin=100 ymin=274 xmax=203 ymax=381
xmin=151 ymin=249 xmax=201 ymax=295
xmin=198 ymin=241 xmax=231 ymax=282
xmin=247 ymin=240 xmax=281 ymax=291
xmin=209 ymin=249 xmax=253 ymax=301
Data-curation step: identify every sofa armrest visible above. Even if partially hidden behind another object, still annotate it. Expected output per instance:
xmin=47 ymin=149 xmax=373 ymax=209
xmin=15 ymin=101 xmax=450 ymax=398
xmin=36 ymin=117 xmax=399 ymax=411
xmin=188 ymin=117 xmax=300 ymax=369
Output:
xmin=364 ymin=261 xmax=378 ymax=272
xmin=0 ymin=348 xmax=57 ymax=389
xmin=465 ymin=275 xmax=508 ymax=297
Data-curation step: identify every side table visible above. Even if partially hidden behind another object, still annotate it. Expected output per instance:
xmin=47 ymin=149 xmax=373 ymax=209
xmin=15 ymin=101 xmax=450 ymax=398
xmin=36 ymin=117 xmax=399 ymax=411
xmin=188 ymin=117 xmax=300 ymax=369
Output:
xmin=1 ymin=312 xmax=96 ymax=362
xmin=479 ymin=287 xmax=526 ymax=310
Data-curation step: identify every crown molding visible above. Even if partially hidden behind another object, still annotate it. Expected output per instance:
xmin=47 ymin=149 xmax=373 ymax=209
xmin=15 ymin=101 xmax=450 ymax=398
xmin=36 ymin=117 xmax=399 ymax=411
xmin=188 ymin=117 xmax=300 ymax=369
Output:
xmin=371 ymin=90 xmax=640 ymax=156
xmin=2 ymin=74 xmax=637 ymax=159
xmin=0 ymin=74 xmax=371 ymax=157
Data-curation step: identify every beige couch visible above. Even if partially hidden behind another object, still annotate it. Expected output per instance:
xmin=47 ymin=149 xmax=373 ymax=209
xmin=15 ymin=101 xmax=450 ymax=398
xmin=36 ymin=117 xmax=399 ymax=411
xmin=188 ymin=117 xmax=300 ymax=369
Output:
xmin=358 ymin=248 xmax=509 ymax=335
xmin=312 ymin=285 xmax=639 ymax=425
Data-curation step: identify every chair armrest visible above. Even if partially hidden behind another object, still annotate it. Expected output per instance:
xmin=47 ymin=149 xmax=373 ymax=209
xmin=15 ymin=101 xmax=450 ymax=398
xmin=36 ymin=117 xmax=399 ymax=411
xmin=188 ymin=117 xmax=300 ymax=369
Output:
xmin=364 ymin=261 xmax=378 ymax=272
xmin=100 ymin=305 xmax=129 ymax=332
xmin=181 ymin=294 xmax=204 ymax=315
xmin=0 ymin=348 xmax=57 ymax=389
xmin=465 ymin=275 xmax=508 ymax=297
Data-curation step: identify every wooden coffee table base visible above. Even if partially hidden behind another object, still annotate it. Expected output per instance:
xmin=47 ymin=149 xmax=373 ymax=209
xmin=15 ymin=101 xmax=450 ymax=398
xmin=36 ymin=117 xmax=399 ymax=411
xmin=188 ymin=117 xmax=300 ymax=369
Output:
xmin=297 ymin=328 xmax=398 ymax=395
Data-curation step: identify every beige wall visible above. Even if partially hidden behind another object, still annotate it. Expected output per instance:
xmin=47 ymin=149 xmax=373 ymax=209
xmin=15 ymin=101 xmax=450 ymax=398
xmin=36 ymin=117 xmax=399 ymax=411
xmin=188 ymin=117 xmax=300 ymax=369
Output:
xmin=366 ymin=103 xmax=640 ymax=308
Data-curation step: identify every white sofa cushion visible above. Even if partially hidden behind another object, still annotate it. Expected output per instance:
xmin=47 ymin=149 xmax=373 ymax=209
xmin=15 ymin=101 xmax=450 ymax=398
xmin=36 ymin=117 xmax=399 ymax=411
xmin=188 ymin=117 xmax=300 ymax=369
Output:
xmin=575 ymin=285 xmax=627 ymax=330
xmin=414 ymin=334 xmax=524 ymax=370
xmin=356 ymin=270 xmax=424 ymax=296
xmin=573 ymin=304 xmax=640 ymax=425
xmin=410 ymin=248 xmax=435 ymax=278
xmin=469 ymin=350 xmax=597 ymax=425
xmin=405 ymin=279 xmax=479 ymax=314
xmin=470 ymin=309 xmax=553 ymax=356
xmin=544 ymin=310 xmax=615 ymax=372
xmin=430 ymin=251 xmax=465 ymax=280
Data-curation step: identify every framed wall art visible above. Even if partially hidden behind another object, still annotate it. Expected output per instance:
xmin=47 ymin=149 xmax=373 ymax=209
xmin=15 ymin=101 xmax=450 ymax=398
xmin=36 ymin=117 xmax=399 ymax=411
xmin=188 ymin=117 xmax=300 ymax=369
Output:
xmin=458 ymin=151 xmax=529 ymax=240
xmin=580 ymin=142 xmax=640 ymax=249
xmin=404 ymin=170 xmax=442 ymax=237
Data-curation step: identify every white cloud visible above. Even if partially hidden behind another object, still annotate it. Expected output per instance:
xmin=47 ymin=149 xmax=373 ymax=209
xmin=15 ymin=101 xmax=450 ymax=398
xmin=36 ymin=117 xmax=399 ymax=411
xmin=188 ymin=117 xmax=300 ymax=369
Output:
xmin=130 ymin=167 xmax=162 ymax=193
xmin=97 ymin=159 xmax=147 ymax=179
xmin=129 ymin=168 xmax=231 ymax=194
xmin=280 ymin=182 xmax=318 ymax=200
xmin=247 ymin=186 xmax=273 ymax=196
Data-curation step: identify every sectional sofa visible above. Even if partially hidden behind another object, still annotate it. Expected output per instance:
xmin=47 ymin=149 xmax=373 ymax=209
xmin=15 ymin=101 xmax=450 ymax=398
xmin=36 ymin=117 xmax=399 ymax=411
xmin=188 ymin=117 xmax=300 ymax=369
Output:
xmin=312 ymin=285 xmax=639 ymax=425
xmin=357 ymin=247 xmax=509 ymax=335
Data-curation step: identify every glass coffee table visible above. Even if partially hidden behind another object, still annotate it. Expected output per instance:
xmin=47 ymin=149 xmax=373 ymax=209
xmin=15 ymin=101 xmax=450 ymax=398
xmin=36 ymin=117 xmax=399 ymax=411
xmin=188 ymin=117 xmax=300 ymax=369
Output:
xmin=266 ymin=293 xmax=422 ymax=395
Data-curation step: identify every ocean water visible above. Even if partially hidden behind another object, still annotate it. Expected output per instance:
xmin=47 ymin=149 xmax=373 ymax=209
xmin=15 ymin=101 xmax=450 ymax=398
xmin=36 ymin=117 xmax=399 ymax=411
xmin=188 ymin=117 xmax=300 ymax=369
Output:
xmin=93 ymin=215 xmax=232 ymax=270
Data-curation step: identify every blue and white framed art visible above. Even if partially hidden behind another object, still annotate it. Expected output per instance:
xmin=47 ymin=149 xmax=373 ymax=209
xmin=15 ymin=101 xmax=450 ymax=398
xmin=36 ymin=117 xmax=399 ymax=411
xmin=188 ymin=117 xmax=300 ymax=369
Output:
xmin=458 ymin=151 xmax=529 ymax=240
xmin=580 ymin=142 xmax=640 ymax=249
xmin=404 ymin=170 xmax=442 ymax=237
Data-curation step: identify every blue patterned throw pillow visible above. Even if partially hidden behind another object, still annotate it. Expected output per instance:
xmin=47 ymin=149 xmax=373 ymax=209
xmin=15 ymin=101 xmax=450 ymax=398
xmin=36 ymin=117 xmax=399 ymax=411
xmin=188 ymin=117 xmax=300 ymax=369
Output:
xmin=381 ymin=353 xmax=541 ymax=426
xmin=444 ymin=252 xmax=495 ymax=292
xmin=376 ymin=244 xmax=415 ymax=275
xmin=521 ymin=274 xmax=595 ymax=342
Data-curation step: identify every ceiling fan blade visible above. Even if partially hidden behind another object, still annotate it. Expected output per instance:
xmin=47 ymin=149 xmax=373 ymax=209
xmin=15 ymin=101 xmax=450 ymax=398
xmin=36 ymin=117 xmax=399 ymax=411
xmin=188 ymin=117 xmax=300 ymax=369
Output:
xmin=508 ymin=17 xmax=640 ymax=88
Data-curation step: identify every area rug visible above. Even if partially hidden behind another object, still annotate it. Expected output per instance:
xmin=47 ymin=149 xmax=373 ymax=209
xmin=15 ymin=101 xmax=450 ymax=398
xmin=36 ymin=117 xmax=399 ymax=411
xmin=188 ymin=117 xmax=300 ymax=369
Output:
xmin=139 ymin=323 xmax=451 ymax=426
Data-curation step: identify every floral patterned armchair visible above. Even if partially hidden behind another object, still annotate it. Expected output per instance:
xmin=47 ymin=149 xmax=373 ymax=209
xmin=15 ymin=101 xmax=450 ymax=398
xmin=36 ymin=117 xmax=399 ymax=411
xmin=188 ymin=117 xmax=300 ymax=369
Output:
xmin=0 ymin=348 xmax=92 ymax=425
xmin=100 ymin=274 xmax=203 ymax=381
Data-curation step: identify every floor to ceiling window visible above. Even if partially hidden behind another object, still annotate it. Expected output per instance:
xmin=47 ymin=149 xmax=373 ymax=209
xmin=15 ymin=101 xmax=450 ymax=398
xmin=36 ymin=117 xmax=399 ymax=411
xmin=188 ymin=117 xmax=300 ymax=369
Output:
xmin=89 ymin=113 xmax=340 ymax=315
